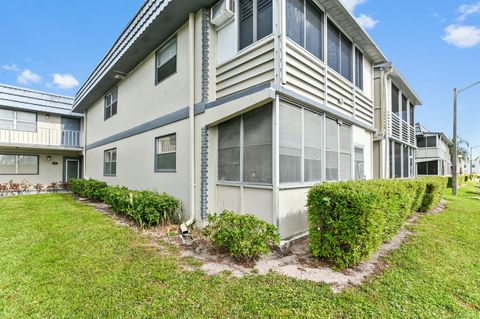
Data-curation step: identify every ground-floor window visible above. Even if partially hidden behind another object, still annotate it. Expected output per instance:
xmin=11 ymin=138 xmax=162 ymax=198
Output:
xmin=389 ymin=140 xmax=415 ymax=178
xmin=0 ymin=154 xmax=38 ymax=175
xmin=417 ymin=160 xmax=438 ymax=176
xmin=218 ymin=103 xmax=272 ymax=184
xmin=354 ymin=146 xmax=364 ymax=180
xmin=326 ymin=118 xmax=352 ymax=181
xmin=155 ymin=134 xmax=176 ymax=171
xmin=104 ymin=148 xmax=117 ymax=176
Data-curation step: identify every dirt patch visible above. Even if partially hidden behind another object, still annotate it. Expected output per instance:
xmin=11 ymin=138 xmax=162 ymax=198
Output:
xmin=76 ymin=196 xmax=448 ymax=293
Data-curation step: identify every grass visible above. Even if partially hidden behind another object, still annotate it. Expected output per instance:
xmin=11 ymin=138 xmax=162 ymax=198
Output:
xmin=0 ymin=183 xmax=479 ymax=318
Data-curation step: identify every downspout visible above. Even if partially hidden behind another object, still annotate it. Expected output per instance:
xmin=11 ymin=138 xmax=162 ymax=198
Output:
xmin=180 ymin=12 xmax=196 ymax=234
xmin=381 ymin=65 xmax=393 ymax=178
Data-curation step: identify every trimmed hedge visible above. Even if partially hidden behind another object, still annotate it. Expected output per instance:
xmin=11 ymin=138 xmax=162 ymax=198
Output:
xmin=447 ymin=175 xmax=469 ymax=188
xmin=203 ymin=211 xmax=280 ymax=261
xmin=307 ymin=177 xmax=447 ymax=269
xmin=69 ymin=178 xmax=107 ymax=200
xmin=70 ymin=179 xmax=180 ymax=227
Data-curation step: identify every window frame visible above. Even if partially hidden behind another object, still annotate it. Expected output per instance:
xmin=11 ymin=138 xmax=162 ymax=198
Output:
xmin=286 ymin=0 xmax=324 ymax=61
xmin=217 ymin=103 xmax=273 ymax=186
xmin=0 ymin=154 xmax=39 ymax=175
xmin=237 ymin=0 xmax=273 ymax=51
xmin=104 ymin=88 xmax=118 ymax=121
xmin=325 ymin=117 xmax=353 ymax=182
xmin=354 ymin=47 xmax=364 ymax=90
xmin=103 ymin=148 xmax=117 ymax=177
xmin=354 ymin=145 xmax=365 ymax=180
xmin=155 ymin=36 xmax=178 ymax=85
xmin=154 ymin=133 xmax=177 ymax=172
xmin=0 ymin=108 xmax=37 ymax=132
xmin=327 ymin=18 xmax=353 ymax=82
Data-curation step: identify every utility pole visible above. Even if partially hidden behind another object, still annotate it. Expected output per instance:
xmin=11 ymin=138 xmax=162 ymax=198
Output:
xmin=452 ymin=80 xmax=480 ymax=196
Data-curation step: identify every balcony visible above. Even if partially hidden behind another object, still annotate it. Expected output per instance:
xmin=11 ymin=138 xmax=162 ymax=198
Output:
xmin=416 ymin=147 xmax=450 ymax=161
xmin=0 ymin=128 xmax=82 ymax=148
xmin=387 ymin=111 xmax=416 ymax=147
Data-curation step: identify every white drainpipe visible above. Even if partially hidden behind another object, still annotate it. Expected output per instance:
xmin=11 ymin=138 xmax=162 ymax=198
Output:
xmin=180 ymin=12 xmax=196 ymax=234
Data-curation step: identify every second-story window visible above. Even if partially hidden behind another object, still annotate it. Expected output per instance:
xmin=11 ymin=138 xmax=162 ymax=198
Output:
xmin=409 ymin=102 xmax=415 ymax=126
xmin=391 ymin=84 xmax=399 ymax=116
xmin=104 ymin=88 xmax=118 ymax=120
xmin=0 ymin=109 xmax=36 ymax=132
xmin=402 ymin=95 xmax=408 ymax=122
xmin=355 ymin=48 xmax=363 ymax=90
xmin=327 ymin=19 xmax=352 ymax=82
xmin=286 ymin=0 xmax=324 ymax=60
xmin=239 ymin=0 xmax=273 ymax=50
xmin=156 ymin=37 xmax=177 ymax=84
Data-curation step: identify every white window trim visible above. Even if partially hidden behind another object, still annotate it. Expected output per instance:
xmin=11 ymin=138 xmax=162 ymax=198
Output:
xmin=0 ymin=154 xmax=39 ymax=175
xmin=104 ymin=88 xmax=118 ymax=120
xmin=155 ymin=133 xmax=177 ymax=172
xmin=103 ymin=148 xmax=117 ymax=176
xmin=0 ymin=109 xmax=37 ymax=132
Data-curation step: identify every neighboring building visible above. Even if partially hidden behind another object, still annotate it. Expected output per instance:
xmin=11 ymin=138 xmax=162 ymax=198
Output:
xmin=372 ymin=64 xmax=422 ymax=179
xmin=0 ymin=84 xmax=83 ymax=185
xmin=415 ymin=123 xmax=452 ymax=176
xmin=72 ymin=0 xmax=418 ymax=240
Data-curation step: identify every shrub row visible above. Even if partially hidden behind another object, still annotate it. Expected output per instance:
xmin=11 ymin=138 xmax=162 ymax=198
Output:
xmin=307 ymin=177 xmax=447 ymax=269
xmin=447 ymin=174 xmax=475 ymax=188
xmin=69 ymin=179 xmax=180 ymax=228
xmin=203 ymin=210 xmax=280 ymax=261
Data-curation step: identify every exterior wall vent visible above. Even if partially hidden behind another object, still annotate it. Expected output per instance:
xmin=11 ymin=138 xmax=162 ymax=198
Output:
xmin=211 ymin=0 xmax=235 ymax=28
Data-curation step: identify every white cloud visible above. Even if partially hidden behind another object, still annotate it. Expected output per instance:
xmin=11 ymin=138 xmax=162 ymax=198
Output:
xmin=458 ymin=1 xmax=480 ymax=21
xmin=52 ymin=73 xmax=79 ymax=89
xmin=341 ymin=0 xmax=365 ymax=12
xmin=356 ymin=14 xmax=379 ymax=30
xmin=341 ymin=0 xmax=378 ymax=30
xmin=17 ymin=69 xmax=42 ymax=85
xmin=442 ymin=24 xmax=480 ymax=48
xmin=2 ymin=63 xmax=20 ymax=72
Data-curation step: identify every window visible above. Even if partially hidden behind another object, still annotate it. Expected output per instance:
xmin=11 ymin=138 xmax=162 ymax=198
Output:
xmin=286 ymin=0 xmax=324 ymax=60
xmin=403 ymin=144 xmax=409 ymax=178
xmin=394 ymin=142 xmax=401 ymax=178
xmin=418 ymin=160 xmax=438 ymax=176
xmin=402 ymin=95 xmax=408 ymax=122
xmin=327 ymin=19 xmax=352 ymax=82
xmin=218 ymin=103 xmax=272 ymax=184
xmin=0 ymin=155 xmax=38 ymax=175
xmin=355 ymin=48 xmax=363 ymax=89
xmin=155 ymin=134 xmax=176 ymax=171
xmin=104 ymin=148 xmax=117 ymax=176
xmin=326 ymin=118 xmax=352 ymax=181
xmin=391 ymin=84 xmax=399 ymax=115
xmin=417 ymin=136 xmax=426 ymax=148
xmin=426 ymin=136 xmax=437 ymax=147
xmin=409 ymin=102 xmax=415 ymax=126
xmin=354 ymin=146 xmax=364 ymax=180
xmin=104 ymin=88 xmax=118 ymax=120
xmin=279 ymin=102 xmax=323 ymax=184
xmin=239 ymin=0 xmax=273 ymax=50
xmin=156 ymin=37 xmax=177 ymax=84
xmin=0 ymin=109 xmax=36 ymax=132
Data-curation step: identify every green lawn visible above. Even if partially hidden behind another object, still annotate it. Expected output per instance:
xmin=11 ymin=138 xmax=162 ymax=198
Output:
xmin=0 ymin=184 xmax=479 ymax=318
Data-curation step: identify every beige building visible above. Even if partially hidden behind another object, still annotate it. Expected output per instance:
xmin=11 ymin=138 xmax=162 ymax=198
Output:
xmin=0 ymin=85 xmax=83 ymax=185
xmin=415 ymin=123 xmax=452 ymax=176
xmin=73 ymin=0 xmax=419 ymax=240
xmin=373 ymin=64 xmax=422 ymax=179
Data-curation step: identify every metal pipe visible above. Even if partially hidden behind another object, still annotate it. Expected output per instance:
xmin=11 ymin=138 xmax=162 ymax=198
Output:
xmin=180 ymin=12 xmax=196 ymax=234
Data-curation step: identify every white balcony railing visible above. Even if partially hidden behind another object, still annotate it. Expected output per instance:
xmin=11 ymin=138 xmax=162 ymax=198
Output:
xmin=387 ymin=111 xmax=416 ymax=147
xmin=0 ymin=128 xmax=82 ymax=148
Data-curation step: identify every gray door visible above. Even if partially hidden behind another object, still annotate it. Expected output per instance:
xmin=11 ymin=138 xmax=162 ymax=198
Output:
xmin=65 ymin=159 xmax=80 ymax=182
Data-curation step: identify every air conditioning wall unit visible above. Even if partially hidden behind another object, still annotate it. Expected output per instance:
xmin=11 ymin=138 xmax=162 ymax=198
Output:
xmin=211 ymin=0 xmax=235 ymax=28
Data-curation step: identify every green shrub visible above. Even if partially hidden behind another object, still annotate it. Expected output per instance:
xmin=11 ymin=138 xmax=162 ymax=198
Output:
xmin=71 ymin=179 xmax=180 ymax=228
xmin=307 ymin=177 xmax=446 ymax=269
xmin=203 ymin=211 xmax=280 ymax=261
xmin=420 ymin=177 xmax=447 ymax=212
xmin=69 ymin=178 xmax=108 ymax=201
xmin=447 ymin=175 xmax=466 ymax=188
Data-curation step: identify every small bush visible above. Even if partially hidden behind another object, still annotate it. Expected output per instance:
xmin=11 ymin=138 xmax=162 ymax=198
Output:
xmin=70 ymin=179 xmax=180 ymax=228
xmin=69 ymin=179 xmax=108 ymax=200
xmin=203 ymin=211 xmax=280 ymax=261
xmin=307 ymin=177 xmax=447 ymax=269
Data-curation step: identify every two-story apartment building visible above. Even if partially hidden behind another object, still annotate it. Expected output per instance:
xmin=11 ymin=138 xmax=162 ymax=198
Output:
xmin=415 ymin=123 xmax=452 ymax=176
xmin=0 ymin=84 xmax=83 ymax=185
xmin=72 ymin=0 xmax=418 ymax=240
xmin=372 ymin=64 xmax=422 ymax=179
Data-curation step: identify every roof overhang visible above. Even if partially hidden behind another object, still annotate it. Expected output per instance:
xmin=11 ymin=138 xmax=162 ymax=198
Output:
xmin=319 ymin=0 xmax=388 ymax=65
xmin=375 ymin=62 xmax=423 ymax=106
xmin=73 ymin=0 xmax=215 ymax=113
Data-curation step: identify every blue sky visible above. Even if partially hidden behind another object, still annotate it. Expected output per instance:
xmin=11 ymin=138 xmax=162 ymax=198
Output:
xmin=1 ymin=0 xmax=479 ymax=152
